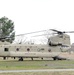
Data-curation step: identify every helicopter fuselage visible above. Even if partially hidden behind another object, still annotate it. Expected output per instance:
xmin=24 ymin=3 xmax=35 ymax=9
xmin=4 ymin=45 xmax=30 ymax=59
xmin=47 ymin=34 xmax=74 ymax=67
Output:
xmin=0 ymin=30 xmax=71 ymax=61
xmin=0 ymin=43 xmax=70 ymax=61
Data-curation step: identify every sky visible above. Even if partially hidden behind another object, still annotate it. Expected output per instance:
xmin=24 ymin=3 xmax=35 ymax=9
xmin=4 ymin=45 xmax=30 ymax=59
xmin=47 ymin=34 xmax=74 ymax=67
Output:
xmin=0 ymin=0 xmax=74 ymax=44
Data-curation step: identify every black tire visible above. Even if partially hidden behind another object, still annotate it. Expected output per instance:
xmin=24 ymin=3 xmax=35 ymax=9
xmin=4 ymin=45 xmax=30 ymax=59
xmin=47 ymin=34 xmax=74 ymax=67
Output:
xmin=31 ymin=58 xmax=33 ymax=60
xmin=3 ymin=57 xmax=6 ymax=60
xmin=53 ymin=57 xmax=57 ymax=60
xmin=19 ymin=57 xmax=23 ymax=61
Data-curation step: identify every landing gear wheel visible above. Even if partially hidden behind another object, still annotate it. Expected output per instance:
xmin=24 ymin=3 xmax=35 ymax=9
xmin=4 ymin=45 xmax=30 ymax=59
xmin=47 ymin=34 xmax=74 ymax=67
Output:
xmin=14 ymin=57 xmax=15 ymax=59
xmin=53 ymin=57 xmax=57 ymax=60
xmin=3 ymin=57 xmax=6 ymax=60
xmin=19 ymin=57 xmax=23 ymax=61
xmin=31 ymin=58 xmax=33 ymax=60
xmin=41 ymin=58 xmax=43 ymax=60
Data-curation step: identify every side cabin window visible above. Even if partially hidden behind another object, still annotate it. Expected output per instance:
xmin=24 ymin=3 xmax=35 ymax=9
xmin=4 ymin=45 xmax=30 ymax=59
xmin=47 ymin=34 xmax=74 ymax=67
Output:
xmin=27 ymin=48 xmax=30 ymax=51
xmin=16 ymin=48 xmax=19 ymax=51
xmin=4 ymin=48 xmax=9 ymax=52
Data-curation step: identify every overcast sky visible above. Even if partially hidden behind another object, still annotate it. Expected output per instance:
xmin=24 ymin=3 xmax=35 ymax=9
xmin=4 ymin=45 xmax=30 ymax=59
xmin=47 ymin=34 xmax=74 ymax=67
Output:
xmin=0 ymin=0 xmax=74 ymax=44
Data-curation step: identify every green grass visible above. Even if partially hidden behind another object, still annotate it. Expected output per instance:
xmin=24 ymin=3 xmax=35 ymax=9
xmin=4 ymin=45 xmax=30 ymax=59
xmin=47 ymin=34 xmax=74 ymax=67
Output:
xmin=0 ymin=59 xmax=74 ymax=70
xmin=0 ymin=60 xmax=49 ymax=70
xmin=0 ymin=59 xmax=74 ymax=75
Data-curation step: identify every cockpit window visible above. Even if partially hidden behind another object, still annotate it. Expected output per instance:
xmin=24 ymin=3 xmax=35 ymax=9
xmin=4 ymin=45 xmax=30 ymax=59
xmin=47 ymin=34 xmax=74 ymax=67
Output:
xmin=4 ymin=48 xmax=9 ymax=52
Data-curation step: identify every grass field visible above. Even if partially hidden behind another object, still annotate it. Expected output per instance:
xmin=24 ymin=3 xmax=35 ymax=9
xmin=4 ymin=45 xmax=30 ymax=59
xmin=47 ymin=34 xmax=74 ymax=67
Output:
xmin=0 ymin=58 xmax=74 ymax=75
xmin=0 ymin=58 xmax=74 ymax=70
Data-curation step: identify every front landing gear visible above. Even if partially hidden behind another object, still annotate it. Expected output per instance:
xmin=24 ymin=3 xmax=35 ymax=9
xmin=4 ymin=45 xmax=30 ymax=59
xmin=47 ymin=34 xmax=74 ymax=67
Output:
xmin=19 ymin=57 xmax=23 ymax=61
xmin=3 ymin=57 xmax=6 ymax=60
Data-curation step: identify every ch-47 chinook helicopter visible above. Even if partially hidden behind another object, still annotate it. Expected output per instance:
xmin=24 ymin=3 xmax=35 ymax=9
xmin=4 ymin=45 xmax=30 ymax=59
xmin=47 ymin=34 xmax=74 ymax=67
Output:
xmin=0 ymin=29 xmax=73 ymax=61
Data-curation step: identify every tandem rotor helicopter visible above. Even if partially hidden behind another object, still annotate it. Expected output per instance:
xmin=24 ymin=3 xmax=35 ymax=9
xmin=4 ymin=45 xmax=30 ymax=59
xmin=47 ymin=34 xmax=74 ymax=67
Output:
xmin=0 ymin=29 xmax=74 ymax=61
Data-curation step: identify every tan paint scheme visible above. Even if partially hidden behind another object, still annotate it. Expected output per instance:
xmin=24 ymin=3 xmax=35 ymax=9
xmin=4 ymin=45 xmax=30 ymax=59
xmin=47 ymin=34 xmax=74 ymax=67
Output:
xmin=0 ymin=34 xmax=71 ymax=60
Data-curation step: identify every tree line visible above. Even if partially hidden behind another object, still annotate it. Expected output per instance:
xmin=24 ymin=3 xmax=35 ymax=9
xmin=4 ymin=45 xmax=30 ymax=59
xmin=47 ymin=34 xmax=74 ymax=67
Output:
xmin=0 ymin=16 xmax=15 ymax=43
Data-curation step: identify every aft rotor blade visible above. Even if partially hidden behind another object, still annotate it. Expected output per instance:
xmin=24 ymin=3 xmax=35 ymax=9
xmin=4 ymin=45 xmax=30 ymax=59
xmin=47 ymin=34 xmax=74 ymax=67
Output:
xmin=32 ymin=34 xmax=49 ymax=37
xmin=50 ymin=29 xmax=61 ymax=32
xmin=16 ymin=30 xmax=47 ymax=36
xmin=50 ymin=29 xmax=63 ymax=34
xmin=32 ymin=33 xmax=55 ymax=37
xmin=63 ymin=31 xmax=74 ymax=33
xmin=50 ymin=29 xmax=74 ymax=34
